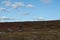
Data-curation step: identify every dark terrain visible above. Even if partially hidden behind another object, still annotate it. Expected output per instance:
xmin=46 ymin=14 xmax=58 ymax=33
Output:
xmin=0 ymin=20 xmax=60 ymax=40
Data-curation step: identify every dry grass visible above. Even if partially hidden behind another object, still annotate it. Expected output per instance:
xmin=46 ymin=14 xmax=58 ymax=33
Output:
xmin=0 ymin=30 xmax=60 ymax=40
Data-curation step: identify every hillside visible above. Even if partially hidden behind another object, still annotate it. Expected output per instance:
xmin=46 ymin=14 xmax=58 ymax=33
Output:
xmin=0 ymin=20 xmax=60 ymax=40
xmin=0 ymin=20 xmax=60 ymax=31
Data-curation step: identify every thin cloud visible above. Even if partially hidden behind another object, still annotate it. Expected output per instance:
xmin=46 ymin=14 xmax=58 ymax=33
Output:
xmin=0 ymin=16 xmax=21 ymax=22
xmin=11 ymin=2 xmax=24 ymax=9
xmin=2 ymin=1 xmax=11 ymax=6
xmin=33 ymin=17 xmax=45 ymax=21
xmin=2 ymin=0 xmax=25 ymax=9
xmin=23 ymin=12 xmax=30 ymax=15
xmin=37 ymin=17 xmax=45 ymax=21
xmin=11 ymin=4 xmax=18 ymax=9
xmin=2 ymin=0 xmax=34 ymax=9
xmin=26 ymin=4 xmax=34 ymax=8
xmin=0 ymin=16 xmax=15 ymax=20
xmin=0 ymin=7 xmax=9 ymax=12
xmin=40 ymin=0 xmax=52 ymax=4
xmin=19 ymin=12 xmax=30 ymax=15
xmin=15 ymin=2 xmax=24 ymax=7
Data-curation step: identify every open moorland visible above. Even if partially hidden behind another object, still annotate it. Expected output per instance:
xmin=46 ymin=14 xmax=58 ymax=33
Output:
xmin=0 ymin=29 xmax=60 ymax=40
xmin=0 ymin=20 xmax=60 ymax=40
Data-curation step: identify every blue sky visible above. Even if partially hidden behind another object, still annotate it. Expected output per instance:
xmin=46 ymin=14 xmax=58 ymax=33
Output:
xmin=0 ymin=0 xmax=60 ymax=22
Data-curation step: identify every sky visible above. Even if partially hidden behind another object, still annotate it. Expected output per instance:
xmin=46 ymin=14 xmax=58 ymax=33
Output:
xmin=0 ymin=0 xmax=60 ymax=22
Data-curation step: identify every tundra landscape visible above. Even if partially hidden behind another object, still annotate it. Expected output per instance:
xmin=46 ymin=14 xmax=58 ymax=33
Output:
xmin=0 ymin=20 xmax=60 ymax=40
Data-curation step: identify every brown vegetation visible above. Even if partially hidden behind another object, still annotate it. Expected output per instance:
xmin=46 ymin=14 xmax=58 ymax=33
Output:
xmin=0 ymin=20 xmax=60 ymax=31
xmin=0 ymin=31 xmax=60 ymax=40
xmin=0 ymin=20 xmax=60 ymax=40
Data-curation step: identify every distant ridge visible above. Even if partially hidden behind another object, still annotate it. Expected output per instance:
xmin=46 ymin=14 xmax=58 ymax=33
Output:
xmin=0 ymin=19 xmax=60 ymax=23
